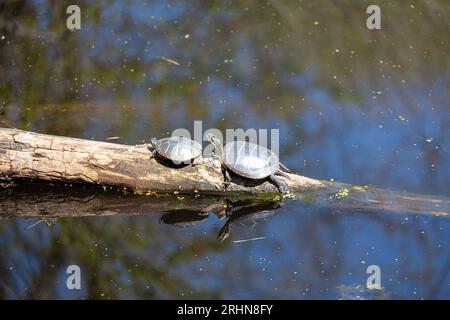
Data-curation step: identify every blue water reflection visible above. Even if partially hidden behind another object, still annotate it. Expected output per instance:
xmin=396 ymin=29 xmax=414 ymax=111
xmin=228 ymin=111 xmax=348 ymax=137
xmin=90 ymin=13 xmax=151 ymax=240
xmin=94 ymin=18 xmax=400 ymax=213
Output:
xmin=0 ymin=0 xmax=448 ymax=299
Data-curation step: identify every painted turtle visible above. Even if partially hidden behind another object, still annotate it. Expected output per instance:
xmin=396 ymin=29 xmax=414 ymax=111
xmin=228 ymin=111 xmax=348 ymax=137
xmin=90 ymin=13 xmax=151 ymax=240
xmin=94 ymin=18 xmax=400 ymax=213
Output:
xmin=207 ymin=135 xmax=290 ymax=193
xmin=150 ymin=136 xmax=202 ymax=164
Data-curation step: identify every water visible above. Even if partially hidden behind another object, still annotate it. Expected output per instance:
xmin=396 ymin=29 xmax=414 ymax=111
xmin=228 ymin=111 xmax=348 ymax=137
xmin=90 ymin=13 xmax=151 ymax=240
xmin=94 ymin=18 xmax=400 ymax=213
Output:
xmin=0 ymin=1 xmax=449 ymax=299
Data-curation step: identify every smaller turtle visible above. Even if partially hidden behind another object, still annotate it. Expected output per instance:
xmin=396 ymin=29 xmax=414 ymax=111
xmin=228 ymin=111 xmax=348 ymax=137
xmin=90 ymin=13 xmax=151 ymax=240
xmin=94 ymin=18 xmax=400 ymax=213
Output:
xmin=150 ymin=136 xmax=202 ymax=165
xmin=207 ymin=135 xmax=291 ymax=193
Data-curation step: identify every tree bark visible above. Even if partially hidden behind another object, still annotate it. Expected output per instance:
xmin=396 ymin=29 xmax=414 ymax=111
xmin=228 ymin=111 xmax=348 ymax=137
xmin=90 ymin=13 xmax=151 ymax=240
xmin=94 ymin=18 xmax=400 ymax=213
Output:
xmin=0 ymin=128 xmax=327 ymax=194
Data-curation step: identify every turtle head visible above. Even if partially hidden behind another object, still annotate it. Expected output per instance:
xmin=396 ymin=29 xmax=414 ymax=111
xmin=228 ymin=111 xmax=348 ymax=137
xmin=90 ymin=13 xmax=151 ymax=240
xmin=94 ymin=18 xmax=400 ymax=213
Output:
xmin=206 ymin=134 xmax=219 ymax=144
xmin=150 ymin=137 xmax=158 ymax=148
xmin=206 ymin=134 xmax=223 ymax=156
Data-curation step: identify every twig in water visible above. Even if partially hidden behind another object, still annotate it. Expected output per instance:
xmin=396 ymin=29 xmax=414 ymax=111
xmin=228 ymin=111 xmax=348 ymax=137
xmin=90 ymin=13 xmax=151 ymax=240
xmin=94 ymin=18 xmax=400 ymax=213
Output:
xmin=160 ymin=56 xmax=180 ymax=66
xmin=25 ymin=218 xmax=58 ymax=230
xmin=25 ymin=219 xmax=45 ymax=230
xmin=233 ymin=236 xmax=267 ymax=244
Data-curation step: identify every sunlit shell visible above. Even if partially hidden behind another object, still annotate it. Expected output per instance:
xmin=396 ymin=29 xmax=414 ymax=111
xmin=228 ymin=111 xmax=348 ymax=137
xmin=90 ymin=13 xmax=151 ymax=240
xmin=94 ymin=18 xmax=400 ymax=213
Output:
xmin=155 ymin=137 xmax=202 ymax=162
xmin=223 ymin=141 xmax=279 ymax=179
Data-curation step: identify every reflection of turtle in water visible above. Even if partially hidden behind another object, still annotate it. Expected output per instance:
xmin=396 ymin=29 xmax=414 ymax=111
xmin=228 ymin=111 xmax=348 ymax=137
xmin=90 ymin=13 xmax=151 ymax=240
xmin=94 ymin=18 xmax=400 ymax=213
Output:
xmin=159 ymin=210 xmax=209 ymax=228
xmin=217 ymin=200 xmax=282 ymax=242
xmin=158 ymin=199 xmax=283 ymax=242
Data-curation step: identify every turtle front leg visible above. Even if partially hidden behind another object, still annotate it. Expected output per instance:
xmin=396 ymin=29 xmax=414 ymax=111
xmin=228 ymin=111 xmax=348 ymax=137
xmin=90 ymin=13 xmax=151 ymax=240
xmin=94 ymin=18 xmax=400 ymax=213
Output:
xmin=269 ymin=174 xmax=289 ymax=194
xmin=276 ymin=170 xmax=292 ymax=181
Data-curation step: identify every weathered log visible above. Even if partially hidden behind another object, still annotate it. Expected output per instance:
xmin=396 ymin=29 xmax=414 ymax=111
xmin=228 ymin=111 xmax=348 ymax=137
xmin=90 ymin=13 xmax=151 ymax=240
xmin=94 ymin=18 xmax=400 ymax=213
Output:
xmin=0 ymin=128 xmax=327 ymax=194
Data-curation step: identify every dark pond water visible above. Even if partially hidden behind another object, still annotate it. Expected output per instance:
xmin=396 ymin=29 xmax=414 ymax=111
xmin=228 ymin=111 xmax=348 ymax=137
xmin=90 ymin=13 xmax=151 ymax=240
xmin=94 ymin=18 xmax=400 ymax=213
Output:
xmin=0 ymin=1 xmax=449 ymax=299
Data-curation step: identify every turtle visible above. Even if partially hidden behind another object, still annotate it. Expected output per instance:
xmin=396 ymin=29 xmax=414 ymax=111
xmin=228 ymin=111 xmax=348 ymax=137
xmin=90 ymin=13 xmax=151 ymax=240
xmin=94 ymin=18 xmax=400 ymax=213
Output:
xmin=150 ymin=136 xmax=202 ymax=165
xmin=207 ymin=134 xmax=291 ymax=193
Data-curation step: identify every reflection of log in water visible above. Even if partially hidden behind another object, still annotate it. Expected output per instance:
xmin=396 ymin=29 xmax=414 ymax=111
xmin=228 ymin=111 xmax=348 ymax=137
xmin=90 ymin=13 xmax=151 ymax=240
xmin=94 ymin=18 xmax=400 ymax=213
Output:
xmin=0 ymin=183 xmax=227 ymax=218
xmin=312 ymin=185 xmax=450 ymax=217
xmin=0 ymin=182 xmax=286 ymax=241
xmin=1 ymin=182 xmax=448 ymax=219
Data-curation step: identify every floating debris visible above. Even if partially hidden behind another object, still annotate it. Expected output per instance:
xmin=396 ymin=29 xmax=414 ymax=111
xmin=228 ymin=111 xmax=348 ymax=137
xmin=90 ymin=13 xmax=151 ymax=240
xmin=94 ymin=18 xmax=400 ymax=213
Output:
xmin=431 ymin=211 xmax=448 ymax=217
xmin=25 ymin=219 xmax=45 ymax=230
xmin=352 ymin=186 xmax=366 ymax=192
xmin=282 ymin=192 xmax=295 ymax=199
xmin=106 ymin=136 xmax=121 ymax=140
xmin=160 ymin=56 xmax=180 ymax=66
xmin=25 ymin=218 xmax=57 ymax=230
xmin=334 ymin=188 xmax=350 ymax=199
xmin=233 ymin=236 xmax=267 ymax=244
xmin=337 ymin=284 xmax=389 ymax=300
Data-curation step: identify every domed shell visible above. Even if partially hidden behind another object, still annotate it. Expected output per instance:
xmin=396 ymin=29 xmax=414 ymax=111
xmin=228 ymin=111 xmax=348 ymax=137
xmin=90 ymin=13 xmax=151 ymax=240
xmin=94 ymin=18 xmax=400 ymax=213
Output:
xmin=154 ymin=137 xmax=202 ymax=162
xmin=222 ymin=141 xmax=279 ymax=179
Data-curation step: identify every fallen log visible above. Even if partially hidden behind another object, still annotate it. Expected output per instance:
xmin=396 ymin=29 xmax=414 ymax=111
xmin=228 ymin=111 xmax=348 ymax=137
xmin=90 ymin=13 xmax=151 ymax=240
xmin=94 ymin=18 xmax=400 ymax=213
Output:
xmin=0 ymin=128 xmax=327 ymax=194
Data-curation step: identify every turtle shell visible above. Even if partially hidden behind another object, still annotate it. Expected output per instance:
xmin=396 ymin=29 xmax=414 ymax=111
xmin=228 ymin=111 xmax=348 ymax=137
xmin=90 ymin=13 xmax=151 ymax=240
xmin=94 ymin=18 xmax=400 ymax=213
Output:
xmin=222 ymin=141 xmax=279 ymax=179
xmin=154 ymin=137 xmax=202 ymax=162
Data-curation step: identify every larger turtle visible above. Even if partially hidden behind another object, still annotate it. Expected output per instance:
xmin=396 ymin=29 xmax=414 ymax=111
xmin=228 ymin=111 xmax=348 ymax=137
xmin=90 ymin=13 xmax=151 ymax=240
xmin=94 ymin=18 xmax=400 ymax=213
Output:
xmin=207 ymin=135 xmax=290 ymax=193
xmin=150 ymin=136 xmax=202 ymax=164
